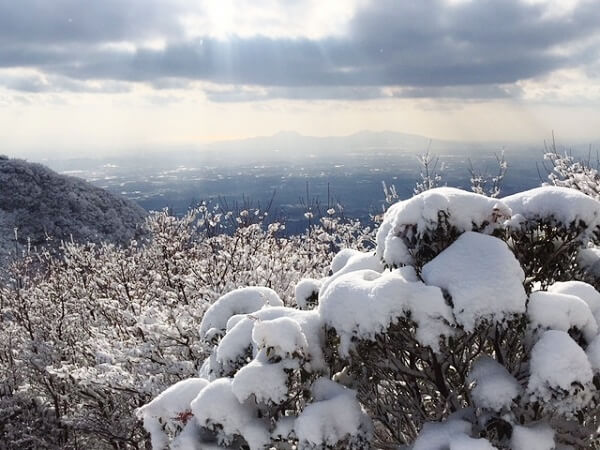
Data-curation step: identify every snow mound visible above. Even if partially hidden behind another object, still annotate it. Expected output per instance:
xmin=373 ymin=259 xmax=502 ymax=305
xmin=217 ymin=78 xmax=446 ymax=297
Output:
xmin=468 ymin=356 xmax=520 ymax=411
xmin=585 ymin=334 xmax=600 ymax=372
xmin=527 ymin=330 xmax=593 ymax=413
xmin=137 ymin=377 xmax=209 ymax=449
xmin=528 ymin=291 xmax=598 ymax=342
xmin=210 ymin=307 xmax=325 ymax=376
xmin=578 ymin=247 xmax=600 ymax=277
xmin=252 ymin=316 xmax=308 ymax=358
xmin=510 ymin=423 xmax=555 ymax=450
xmin=294 ymin=278 xmax=322 ymax=309
xmin=413 ymin=418 xmax=474 ymax=450
xmin=319 ymin=268 xmax=454 ymax=355
xmin=199 ymin=287 xmax=283 ymax=339
xmin=422 ymin=232 xmax=527 ymax=331
xmin=376 ymin=187 xmax=510 ymax=266
xmin=231 ymin=350 xmax=295 ymax=404
xmin=548 ymin=280 xmax=600 ymax=325
xmin=190 ymin=378 xmax=269 ymax=450
xmin=503 ymin=186 xmax=600 ymax=230
xmin=294 ymin=378 xmax=371 ymax=448
xmin=319 ymin=249 xmax=383 ymax=297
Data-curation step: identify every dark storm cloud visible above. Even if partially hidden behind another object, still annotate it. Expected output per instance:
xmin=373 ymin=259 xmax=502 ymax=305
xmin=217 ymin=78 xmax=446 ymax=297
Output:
xmin=0 ymin=0 xmax=599 ymax=99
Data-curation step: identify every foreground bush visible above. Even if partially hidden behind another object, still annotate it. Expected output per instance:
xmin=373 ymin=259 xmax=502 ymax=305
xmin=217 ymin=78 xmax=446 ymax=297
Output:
xmin=0 ymin=206 xmax=372 ymax=449
xmin=140 ymin=186 xmax=600 ymax=449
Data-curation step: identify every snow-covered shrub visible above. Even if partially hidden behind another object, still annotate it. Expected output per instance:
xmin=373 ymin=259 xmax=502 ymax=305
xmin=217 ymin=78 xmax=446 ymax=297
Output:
xmin=0 ymin=206 xmax=372 ymax=448
xmin=143 ymin=186 xmax=600 ymax=449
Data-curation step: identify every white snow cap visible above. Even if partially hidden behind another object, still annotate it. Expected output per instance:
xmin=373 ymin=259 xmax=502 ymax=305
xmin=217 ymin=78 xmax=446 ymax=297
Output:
xmin=376 ymin=187 xmax=511 ymax=266
xmin=413 ymin=418 xmax=486 ymax=450
xmin=528 ymin=330 xmax=593 ymax=412
xmin=190 ymin=377 xmax=269 ymax=450
xmin=503 ymin=186 xmax=600 ymax=229
xmin=422 ymin=232 xmax=527 ymax=331
xmin=586 ymin=334 xmax=600 ymax=372
xmin=319 ymin=249 xmax=383 ymax=297
xmin=252 ymin=316 xmax=308 ymax=358
xmin=137 ymin=378 xmax=209 ymax=450
xmin=468 ymin=356 xmax=521 ymax=411
xmin=511 ymin=423 xmax=555 ymax=450
xmin=199 ymin=286 xmax=283 ymax=339
xmin=528 ymin=290 xmax=598 ymax=342
xmin=231 ymin=350 xmax=295 ymax=405
xmin=294 ymin=378 xmax=371 ymax=448
xmin=319 ymin=268 xmax=454 ymax=355
xmin=548 ymin=280 xmax=600 ymax=326
xmin=211 ymin=307 xmax=326 ymax=376
xmin=294 ymin=278 xmax=322 ymax=309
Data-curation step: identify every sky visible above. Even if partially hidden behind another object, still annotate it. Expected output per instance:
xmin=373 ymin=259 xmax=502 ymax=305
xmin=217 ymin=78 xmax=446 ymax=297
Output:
xmin=0 ymin=0 xmax=599 ymax=156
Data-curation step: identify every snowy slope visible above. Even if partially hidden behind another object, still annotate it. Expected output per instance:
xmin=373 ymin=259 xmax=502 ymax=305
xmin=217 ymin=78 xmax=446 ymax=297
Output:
xmin=0 ymin=156 xmax=147 ymax=261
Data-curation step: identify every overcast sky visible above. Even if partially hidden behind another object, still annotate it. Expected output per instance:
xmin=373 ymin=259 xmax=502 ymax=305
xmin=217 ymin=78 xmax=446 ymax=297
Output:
xmin=1 ymin=0 xmax=599 ymax=155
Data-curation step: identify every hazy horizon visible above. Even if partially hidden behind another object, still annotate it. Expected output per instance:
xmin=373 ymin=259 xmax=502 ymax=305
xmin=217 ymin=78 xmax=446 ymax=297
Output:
xmin=1 ymin=0 xmax=600 ymax=156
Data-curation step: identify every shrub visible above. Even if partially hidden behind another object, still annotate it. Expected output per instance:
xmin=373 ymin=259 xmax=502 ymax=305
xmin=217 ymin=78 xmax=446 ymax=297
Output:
xmin=141 ymin=186 xmax=600 ymax=449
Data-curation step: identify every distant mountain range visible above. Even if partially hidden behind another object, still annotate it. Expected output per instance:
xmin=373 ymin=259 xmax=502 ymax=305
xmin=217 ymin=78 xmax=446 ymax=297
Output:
xmin=0 ymin=156 xmax=147 ymax=263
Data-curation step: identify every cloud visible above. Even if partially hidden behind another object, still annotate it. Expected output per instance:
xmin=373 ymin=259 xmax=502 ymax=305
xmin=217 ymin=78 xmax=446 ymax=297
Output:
xmin=0 ymin=0 xmax=598 ymax=100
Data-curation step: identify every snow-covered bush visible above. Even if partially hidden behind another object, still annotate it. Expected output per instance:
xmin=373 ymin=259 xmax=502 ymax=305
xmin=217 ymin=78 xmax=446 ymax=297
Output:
xmin=143 ymin=186 xmax=600 ymax=449
xmin=0 ymin=206 xmax=372 ymax=448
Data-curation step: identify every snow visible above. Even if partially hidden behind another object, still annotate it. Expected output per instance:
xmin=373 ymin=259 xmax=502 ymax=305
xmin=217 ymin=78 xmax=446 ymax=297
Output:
xmin=585 ymin=334 xmax=600 ymax=372
xmin=376 ymin=187 xmax=511 ymax=266
xmin=199 ymin=286 xmax=283 ymax=339
xmin=294 ymin=278 xmax=322 ymax=309
xmin=527 ymin=330 xmax=593 ymax=412
xmin=448 ymin=434 xmax=497 ymax=450
xmin=511 ymin=423 xmax=555 ymax=450
xmin=210 ymin=307 xmax=326 ymax=376
xmin=190 ymin=378 xmax=269 ymax=450
xmin=467 ymin=356 xmax=520 ymax=411
xmin=251 ymin=316 xmax=308 ymax=358
xmin=271 ymin=416 xmax=295 ymax=441
xmin=577 ymin=247 xmax=600 ymax=277
xmin=294 ymin=378 xmax=370 ymax=448
xmin=319 ymin=249 xmax=383 ymax=297
xmin=412 ymin=419 xmax=472 ymax=450
xmin=330 ymin=248 xmax=363 ymax=274
xmin=319 ymin=268 xmax=454 ymax=355
xmin=422 ymin=232 xmax=527 ymax=331
xmin=136 ymin=377 xmax=209 ymax=449
xmin=548 ymin=280 xmax=600 ymax=325
xmin=528 ymin=291 xmax=598 ymax=342
xmin=503 ymin=186 xmax=600 ymax=230
xmin=231 ymin=350 xmax=295 ymax=404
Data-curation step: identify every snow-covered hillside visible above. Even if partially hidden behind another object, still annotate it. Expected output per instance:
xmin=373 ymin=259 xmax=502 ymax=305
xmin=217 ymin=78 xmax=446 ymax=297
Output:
xmin=0 ymin=156 xmax=147 ymax=261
